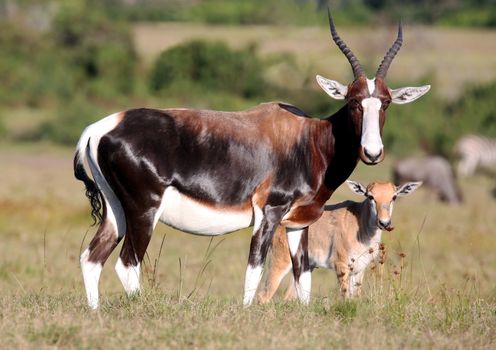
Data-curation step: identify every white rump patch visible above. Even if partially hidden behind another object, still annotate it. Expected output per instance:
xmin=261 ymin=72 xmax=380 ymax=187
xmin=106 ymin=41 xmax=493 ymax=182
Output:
xmin=361 ymin=97 xmax=383 ymax=157
xmin=243 ymin=265 xmax=263 ymax=306
xmin=157 ymin=187 xmax=252 ymax=235
xmin=115 ymin=258 xmax=141 ymax=295
xmin=80 ymin=249 xmax=103 ymax=310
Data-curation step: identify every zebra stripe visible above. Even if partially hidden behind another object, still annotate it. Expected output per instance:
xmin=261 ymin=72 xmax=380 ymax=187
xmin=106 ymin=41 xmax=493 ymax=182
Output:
xmin=455 ymin=135 xmax=496 ymax=176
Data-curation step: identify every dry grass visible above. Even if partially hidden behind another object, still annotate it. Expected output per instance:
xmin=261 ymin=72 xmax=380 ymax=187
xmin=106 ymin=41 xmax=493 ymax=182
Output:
xmin=133 ymin=23 xmax=496 ymax=100
xmin=1 ymin=144 xmax=495 ymax=349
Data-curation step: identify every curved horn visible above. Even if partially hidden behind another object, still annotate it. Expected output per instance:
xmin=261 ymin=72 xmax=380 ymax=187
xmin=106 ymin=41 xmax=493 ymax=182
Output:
xmin=376 ymin=21 xmax=403 ymax=78
xmin=327 ymin=8 xmax=364 ymax=79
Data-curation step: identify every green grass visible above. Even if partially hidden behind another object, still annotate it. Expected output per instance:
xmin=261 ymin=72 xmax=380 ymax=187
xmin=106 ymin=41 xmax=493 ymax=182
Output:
xmin=1 ymin=145 xmax=495 ymax=348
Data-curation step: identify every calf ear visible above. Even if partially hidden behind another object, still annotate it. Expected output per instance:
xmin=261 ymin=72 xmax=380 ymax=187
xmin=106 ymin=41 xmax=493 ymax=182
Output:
xmin=316 ymin=75 xmax=348 ymax=100
xmin=391 ymin=85 xmax=430 ymax=104
xmin=395 ymin=182 xmax=422 ymax=197
xmin=346 ymin=180 xmax=367 ymax=196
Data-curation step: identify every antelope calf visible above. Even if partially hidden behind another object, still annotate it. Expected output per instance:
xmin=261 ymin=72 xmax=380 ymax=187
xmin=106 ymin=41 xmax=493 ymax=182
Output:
xmin=258 ymin=180 xmax=421 ymax=302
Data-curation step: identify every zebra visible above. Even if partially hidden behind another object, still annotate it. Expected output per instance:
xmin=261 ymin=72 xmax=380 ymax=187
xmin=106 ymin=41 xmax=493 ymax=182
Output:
xmin=455 ymin=135 xmax=496 ymax=177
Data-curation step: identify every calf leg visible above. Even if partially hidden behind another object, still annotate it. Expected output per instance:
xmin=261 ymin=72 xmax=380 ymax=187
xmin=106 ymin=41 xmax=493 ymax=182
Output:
xmin=349 ymin=270 xmax=365 ymax=298
xmin=287 ymin=227 xmax=311 ymax=304
xmin=243 ymin=204 xmax=289 ymax=306
xmin=335 ymin=261 xmax=351 ymax=298
xmin=258 ymin=226 xmax=292 ymax=303
xmin=283 ymin=275 xmax=297 ymax=300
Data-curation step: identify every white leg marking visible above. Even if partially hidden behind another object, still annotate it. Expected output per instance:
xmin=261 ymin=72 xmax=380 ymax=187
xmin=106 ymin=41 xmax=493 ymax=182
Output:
xmin=243 ymin=265 xmax=263 ymax=307
xmin=242 ymin=205 xmax=264 ymax=306
xmin=252 ymin=205 xmax=263 ymax=235
xmin=286 ymin=228 xmax=303 ymax=256
xmin=115 ymin=258 xmax=141 ymax=295
xmin=80 ymin=249 xmax=103 ymax=310
xmin=286 ymin=228 xmax=311 ymax=303
xmin=296 ymin=270 xmax=311 ymax=304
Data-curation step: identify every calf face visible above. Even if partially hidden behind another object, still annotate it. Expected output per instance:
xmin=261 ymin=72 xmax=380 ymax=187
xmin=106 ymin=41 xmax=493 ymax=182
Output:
xmin=346 ymin=180 xmax=422 ymax=231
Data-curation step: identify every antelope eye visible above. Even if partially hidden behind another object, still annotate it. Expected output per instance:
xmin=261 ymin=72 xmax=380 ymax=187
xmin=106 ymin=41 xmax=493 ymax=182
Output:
xmin=350 ymin=100 xmax=362 ymax=111
xmin=382 ymin=100 xmax=391 ymax=109
xmin=367 ymin=194 xmax=374 ymax=200
xmin=392 ymin=195 xmax=397 ymax=201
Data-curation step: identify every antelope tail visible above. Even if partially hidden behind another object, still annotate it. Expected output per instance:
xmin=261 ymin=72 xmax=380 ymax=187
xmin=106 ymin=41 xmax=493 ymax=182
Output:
xmin=73 ymin=128 xmax=104 ymax=225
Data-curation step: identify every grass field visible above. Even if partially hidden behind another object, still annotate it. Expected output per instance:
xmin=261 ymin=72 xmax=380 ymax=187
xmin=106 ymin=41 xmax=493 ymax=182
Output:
xmin=1 ymin=144 xmax=495 ymax=349
xmin=1 ymin=20 xmax=496 ymax=350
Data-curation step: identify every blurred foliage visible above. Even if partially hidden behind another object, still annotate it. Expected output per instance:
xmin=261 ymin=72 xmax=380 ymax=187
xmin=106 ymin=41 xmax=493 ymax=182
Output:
xmin=94 ymin=0 xmax=496 ymax=27
xmin=150 ymin=41 xmax=266 ymax=98
xmin=1 ymin=0 xmax=496 ymax=152
xmin=0 ymin=117 xmax=6 ymax=139
xmin=51 ymin=1 xmax=137 ymax=95
xmin=440 ymin=82 xmax=496 ymax=152
xmin=38 ymin=96 xmax=106 ymax=145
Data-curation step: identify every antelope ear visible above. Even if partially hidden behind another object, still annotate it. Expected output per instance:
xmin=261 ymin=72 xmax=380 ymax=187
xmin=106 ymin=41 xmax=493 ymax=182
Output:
xmin=391 ymin=85 xmax=431 ymax=104
xmin=316 ymin=75 xmax=348 ymax=100
xmin=395 ymin=182 xmax=422 ymax=197
xmin=346 ymin=180 xmax=367 ymax=196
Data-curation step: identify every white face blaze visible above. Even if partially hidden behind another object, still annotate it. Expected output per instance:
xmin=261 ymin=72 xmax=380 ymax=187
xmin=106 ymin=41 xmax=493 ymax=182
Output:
xmin=361 ymin=96 xmax=383 ymax=160
xmin=360 ymin=78 xmax=384 ymax=161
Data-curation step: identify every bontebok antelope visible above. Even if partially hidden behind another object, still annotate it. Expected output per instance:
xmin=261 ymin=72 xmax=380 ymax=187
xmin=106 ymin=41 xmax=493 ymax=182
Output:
xmin=74 ymin=13 xmax=430 ymax=309
xmin=258 ymin=181 xmax=422 ymax=303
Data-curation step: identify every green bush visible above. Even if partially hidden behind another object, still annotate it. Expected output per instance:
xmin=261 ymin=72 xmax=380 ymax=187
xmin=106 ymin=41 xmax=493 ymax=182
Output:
xmin=52 ymin=0 xmax=137 ymax=95
xmin=382 ymin=87 xmax=444 ymax=156
xmin=150 ymin=40 xmax=267 ymax=99
xmin=0 ymin=0 xmax=137 ymax=108
xmin=442 ymin=81 xmax=496 ymax=145
xmin=0 ymin=117 xmax=6 ymax=140
xmin=38 ymin=96 xmax=106 ymax=145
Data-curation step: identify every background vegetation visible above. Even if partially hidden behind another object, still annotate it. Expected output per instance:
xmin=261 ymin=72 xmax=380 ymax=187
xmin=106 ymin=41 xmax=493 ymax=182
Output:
xmin=1 ymin=0 xmax=496 ymax=154
xmin=1 ymin=1 xmax=495 ymax=348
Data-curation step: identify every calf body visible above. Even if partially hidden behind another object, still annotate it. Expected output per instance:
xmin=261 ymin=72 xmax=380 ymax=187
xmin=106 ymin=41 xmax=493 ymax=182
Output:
xmin=259 ymin=181 xmax=421 ymax=302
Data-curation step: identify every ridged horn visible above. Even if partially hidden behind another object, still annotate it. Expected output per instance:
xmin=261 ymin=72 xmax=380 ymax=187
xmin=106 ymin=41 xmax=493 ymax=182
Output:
xmin=327 ymin=8 xmax=364 ymax=79
xmin=376 ymin=21 xmax=403 ymax=78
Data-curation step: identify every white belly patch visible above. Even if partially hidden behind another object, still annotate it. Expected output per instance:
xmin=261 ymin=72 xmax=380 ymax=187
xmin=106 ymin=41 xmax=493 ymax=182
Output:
xmin=156 ymin=187 xmax=253 ymax=235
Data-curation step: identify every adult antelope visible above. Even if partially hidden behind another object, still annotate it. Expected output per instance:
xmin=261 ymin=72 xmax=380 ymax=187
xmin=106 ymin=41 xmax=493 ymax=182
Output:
xmin=74 ymin=13 xmax=430 ymax=309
